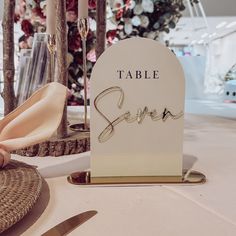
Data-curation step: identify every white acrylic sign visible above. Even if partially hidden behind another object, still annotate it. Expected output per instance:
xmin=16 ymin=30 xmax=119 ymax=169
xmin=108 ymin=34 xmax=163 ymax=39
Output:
xmin=90 ymin=38 xmax=185 ymax=178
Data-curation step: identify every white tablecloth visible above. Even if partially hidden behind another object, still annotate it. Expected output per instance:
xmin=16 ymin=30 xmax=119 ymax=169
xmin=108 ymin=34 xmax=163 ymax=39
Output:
xmin=5 ymin=114 xmax=236 ymax=236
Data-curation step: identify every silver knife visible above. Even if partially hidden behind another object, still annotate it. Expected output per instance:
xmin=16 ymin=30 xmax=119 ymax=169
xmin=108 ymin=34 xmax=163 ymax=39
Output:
xmin=41 ymin=210 xmax=97 ymax=236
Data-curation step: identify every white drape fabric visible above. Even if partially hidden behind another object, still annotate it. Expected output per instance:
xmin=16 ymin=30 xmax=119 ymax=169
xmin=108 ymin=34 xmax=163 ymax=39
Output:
xmin=205 ymin=32 xmax=236 ymax=94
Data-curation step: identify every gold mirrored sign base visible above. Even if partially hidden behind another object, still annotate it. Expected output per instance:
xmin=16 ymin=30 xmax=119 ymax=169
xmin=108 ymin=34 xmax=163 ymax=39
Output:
xmin=67 ymin=170 xmax=206 ymax=185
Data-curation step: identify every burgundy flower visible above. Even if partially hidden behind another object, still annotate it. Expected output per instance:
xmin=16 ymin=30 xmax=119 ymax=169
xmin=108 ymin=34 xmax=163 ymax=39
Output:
xmin=87 ymin=30 xmax=94 ymax=41
xmin=68 ymin=32 xmax=81 ymax=51
xmin=115 ymin=3 xmax=124 ymax=20
xmin=66 ymin=0 xmax=78 ymax=13
xmin=21 ymin=19 xmax=34 ymax=36
xmin=76 ymin=55 xmax=83 ymax=65
xmin=106 ymin=30 xmax=117 ymax=44
xmin=107 ymin=30 xmax=117 ymax=39
xmin=14 ymin=14 xmax=20 ymax=23
xmin=89 ymin=0 xmax=96 ymax=9
xmin=32 ymin=7 xmax=46 ymax=19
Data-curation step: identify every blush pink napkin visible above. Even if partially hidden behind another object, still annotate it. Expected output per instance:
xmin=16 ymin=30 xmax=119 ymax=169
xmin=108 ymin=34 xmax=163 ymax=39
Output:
xmin=0 ymin=82 xmax=67 ymax=168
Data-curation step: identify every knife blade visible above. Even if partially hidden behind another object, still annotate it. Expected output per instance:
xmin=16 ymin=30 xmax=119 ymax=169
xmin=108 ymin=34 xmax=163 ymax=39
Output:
xmin=41 ymin=210 xmax=97 ymax=236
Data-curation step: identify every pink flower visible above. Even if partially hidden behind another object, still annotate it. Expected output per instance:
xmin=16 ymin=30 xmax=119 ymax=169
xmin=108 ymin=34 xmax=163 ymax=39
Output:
xmin=15 ymin=0 xmax=26 ymax=18
xmin=87 ymin=48 xmax=96 ymax=62
xmin=19 ymin=40 xmax=29 ymax=49
xmin=68 ymin=89 xmax=73 ymax=99
xmin=14 ymin=14 xmax=20 ymax=23
xmin=66 ymin=10 xmax=77 ymax=22
xmin=106 ymin=30 xmax=117 ymax=44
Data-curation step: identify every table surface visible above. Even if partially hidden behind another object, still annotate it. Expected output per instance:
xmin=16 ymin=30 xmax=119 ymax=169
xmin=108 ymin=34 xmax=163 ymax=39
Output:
xmin=4 ymin=114 xmax=236 ymax=236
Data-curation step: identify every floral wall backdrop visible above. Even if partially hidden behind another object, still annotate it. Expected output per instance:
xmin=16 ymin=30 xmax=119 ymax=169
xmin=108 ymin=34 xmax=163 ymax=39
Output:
xmin=15 ymin=0 xmax=188 ymax=105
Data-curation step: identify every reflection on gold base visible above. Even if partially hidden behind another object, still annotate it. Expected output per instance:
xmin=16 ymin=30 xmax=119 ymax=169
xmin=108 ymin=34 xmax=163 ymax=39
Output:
xmin=69 ymin=123 xmax=90 ymax=132
xmin=67 ymin=170 xmax=206 ymax=185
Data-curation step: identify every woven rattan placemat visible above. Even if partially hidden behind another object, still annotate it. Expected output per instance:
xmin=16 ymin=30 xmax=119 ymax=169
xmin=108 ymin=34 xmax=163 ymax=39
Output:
xmin=0 ymin=160 xmax=43 ymax=233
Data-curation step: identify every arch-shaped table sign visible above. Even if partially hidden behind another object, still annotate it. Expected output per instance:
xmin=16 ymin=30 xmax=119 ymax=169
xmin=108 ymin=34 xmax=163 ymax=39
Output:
xmin=86 ymin=38 xmax=205 ymax=184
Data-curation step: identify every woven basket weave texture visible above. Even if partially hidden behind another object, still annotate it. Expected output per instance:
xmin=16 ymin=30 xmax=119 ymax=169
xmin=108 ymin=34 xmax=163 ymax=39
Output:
xmin=0 ymin=160 xmax=42 ymax=233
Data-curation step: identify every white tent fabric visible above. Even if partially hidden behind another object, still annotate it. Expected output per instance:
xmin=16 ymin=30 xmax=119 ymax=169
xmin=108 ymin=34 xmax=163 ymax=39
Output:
xmin=205 ymin=32 xmax=236 ymax=94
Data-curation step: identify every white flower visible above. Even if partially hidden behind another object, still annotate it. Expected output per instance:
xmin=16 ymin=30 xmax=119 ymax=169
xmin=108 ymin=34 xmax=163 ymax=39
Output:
xmin=72 ymin=83 xmax=77 ymax=89
xmin=131 ymin=16 xmax=141 ymax=27
xmin=146 ymin=31 xmax=157 ymax=40
xmin=73 ymin=92 xmax=81 ymax=98
xmin=78 ymin=77 xmax=83 ymax=85
xmin=113 ymin=37 xmax=119 ymax=43
xmin=109 ymin=0 xmax=123 ymax=9
xmin=124 ymin=20 xmax=133 ymax=35
xmin=26 ymin=36 xmax=34 ymax=48
xmin=89 ymin=18 xmax=97 ymax=32
xmin=142 ymin=0 xmax=154 ymax=13
xmin=119 ymin=31 xmax=126 ymax=39
xmin=106 ymin=5 xmax=113 ymax=18
xmin=140 ymin=15 xmax=149 ymax=28
xmin=78 ymin=77 xmax=89 ymax=86
xmin=133 ymin=4 xmax=143 ymax=15
xmin=80 ymin=82 xmax=90 ymax=99
xmin=153 ymin=21 xmax=160 ymax=30
xmin=107 ymin=19 xmax=118 ymax=31
xmin=129 ymin=0 xmax=136 ymax=9
xmin=26 ymin=0 xmax=36 ymax=8
xmin=40 ymin=0 xmax=47 ymax=10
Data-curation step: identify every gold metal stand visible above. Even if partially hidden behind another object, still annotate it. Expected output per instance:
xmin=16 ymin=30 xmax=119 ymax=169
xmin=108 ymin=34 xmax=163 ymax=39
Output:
xmin=67 ymin=170 xmax=206 ymax=185
xmin=69 ymin=18 xmax=90 ymax=132
xmin=47 ymin=34 xmax=56 ymax=83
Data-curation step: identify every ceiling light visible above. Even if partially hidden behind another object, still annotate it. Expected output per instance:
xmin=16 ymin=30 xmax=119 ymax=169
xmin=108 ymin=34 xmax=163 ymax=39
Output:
xmin=190 ymin=40 xmax=197 ymax=45
xmin=216 ymin=21 xmax=227 ymax=29
xmin=226 ymin=21 xmax=236 ymax=28
xmin=208 ymin=32 xmax=217 ymax=38
xmin=198 ymin=40 xmax=204 ymax=44
xmin=201 ymin=33 xmax=208 ymax=38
